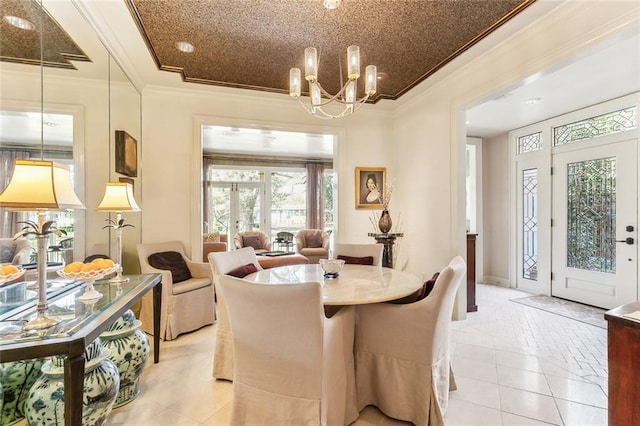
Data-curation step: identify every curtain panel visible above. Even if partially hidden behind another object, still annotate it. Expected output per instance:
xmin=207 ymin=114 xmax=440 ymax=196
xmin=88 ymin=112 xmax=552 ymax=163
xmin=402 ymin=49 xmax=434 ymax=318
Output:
xmin=306 ymin=163 xmax=324 ymax=229
xmin=0 ymin=149 xmax=30 ymax=237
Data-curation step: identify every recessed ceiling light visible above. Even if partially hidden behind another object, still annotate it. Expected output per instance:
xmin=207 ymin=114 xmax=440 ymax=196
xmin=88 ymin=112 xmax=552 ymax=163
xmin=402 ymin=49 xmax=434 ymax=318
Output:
xmin=4 ymin=15 xmax=35 ymax=30
xmin=524 ymin=97 xmax=542 ymax=105
xmin=323 ymin=0 xmax=341 ymax=10
xmin=175 ymin=41 xmax=194 ymax=53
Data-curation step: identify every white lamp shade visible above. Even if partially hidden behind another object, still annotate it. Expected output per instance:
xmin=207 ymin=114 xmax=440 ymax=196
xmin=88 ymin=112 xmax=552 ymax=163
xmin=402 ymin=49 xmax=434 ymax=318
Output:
xmin=96 ymin=182 xmax=140 ymax=212
xmin=0 ymin=160 xmax=85 ymax=210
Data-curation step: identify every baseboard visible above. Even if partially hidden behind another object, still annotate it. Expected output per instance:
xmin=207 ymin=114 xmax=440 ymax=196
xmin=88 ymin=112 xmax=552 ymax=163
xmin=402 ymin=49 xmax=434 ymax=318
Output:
xmin=481 ymin=276 xmax=510 ymax=287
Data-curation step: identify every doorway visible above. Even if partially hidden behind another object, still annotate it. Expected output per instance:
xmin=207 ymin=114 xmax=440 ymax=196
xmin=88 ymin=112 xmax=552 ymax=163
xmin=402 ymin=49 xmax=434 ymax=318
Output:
xmin=513 ymin=95 xmax=638 ymax=308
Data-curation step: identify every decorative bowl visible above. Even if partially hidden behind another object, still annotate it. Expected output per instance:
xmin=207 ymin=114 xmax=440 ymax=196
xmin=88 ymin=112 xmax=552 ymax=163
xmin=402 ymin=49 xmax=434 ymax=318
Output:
xmin=0 ymin=265 xmax=25 ymax=285
xmin=320 ymin=259 xmax=345 ymax=278
xmin=56 ymin=265 xmax=118 ymax=281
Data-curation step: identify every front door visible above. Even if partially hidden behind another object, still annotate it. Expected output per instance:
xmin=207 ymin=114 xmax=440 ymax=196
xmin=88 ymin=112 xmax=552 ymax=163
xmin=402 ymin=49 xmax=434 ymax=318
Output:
xmin=551 ymin=137 xmax=637 ymax=309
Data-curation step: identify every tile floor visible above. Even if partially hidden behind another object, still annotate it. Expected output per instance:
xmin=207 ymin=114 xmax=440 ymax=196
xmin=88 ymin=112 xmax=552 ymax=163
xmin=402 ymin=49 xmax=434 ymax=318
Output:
xmin=107 ymin=283 xmax=609 ymax=425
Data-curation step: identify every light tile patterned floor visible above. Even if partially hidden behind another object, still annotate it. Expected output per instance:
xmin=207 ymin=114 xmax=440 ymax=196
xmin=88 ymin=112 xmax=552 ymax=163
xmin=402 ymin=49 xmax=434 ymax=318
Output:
xmin=107 ymin=283 xmax=608 ymax=425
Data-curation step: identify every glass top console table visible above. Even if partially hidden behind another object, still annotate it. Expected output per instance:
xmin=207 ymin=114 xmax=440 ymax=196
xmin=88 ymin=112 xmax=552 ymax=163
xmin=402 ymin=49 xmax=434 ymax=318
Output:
xmin=0 ymin=273 xmax=162 ymax=426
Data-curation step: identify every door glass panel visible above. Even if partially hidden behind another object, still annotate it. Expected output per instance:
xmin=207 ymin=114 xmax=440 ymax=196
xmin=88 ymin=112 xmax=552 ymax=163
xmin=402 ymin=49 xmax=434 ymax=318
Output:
xmin=518 ymin=131 xmax=542 ymax=154
xmin=522 ymin=168 xmax=538 ymax=280
xmin=270 ymin=171 xmax=306 ymax=238
xmin=205 ymin=186 xmax=231 ymax=237
xmin=238 ymin=186 xmax=261 ymax=231
xmin=566 ymin=157 xmax=616 ymax=273
xmin=554 ymin=106 xmax=637 ymax=146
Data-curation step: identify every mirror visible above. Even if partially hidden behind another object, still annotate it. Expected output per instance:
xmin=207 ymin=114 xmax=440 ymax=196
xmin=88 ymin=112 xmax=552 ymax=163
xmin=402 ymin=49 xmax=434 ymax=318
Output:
xmin=0 ymin=0 xmax=142 ymax=271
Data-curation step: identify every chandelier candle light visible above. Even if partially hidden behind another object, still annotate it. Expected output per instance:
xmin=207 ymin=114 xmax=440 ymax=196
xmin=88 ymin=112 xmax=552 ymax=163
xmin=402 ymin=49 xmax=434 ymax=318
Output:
xmin=290 ymin=45 xmax=377 ymax=119
xmin=96 ymin=182 xmax=141 ymax=283
xmin=0 ymin=160 xmax=86 ymax=330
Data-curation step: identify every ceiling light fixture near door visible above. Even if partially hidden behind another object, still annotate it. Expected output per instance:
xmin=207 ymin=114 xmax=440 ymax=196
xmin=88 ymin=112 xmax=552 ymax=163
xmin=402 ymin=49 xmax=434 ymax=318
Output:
xmin=289 ymin=46 xmax=376 ymax=119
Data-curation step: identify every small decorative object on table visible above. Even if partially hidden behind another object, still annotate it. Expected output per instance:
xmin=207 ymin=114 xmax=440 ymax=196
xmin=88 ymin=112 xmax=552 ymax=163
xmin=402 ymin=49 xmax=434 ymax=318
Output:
xmin=378 ymin=210 xmax=392 ymax=234
xmin=57 ymin=259 xmax=118 ymax=300
xmin=320 ymin=259 xmax=345 ymax=279
xmin=0 ymin=265 xmax=25 ymax=286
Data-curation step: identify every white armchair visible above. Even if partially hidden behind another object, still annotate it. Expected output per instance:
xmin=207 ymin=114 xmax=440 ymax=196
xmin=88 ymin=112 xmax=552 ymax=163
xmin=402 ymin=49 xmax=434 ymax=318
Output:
xmin=208 ymin=247 xmax=263 ymax=381
xmin=0 ymin=237 xmax=31 ymax=265
xmin=334 ymin=243 xmax=384 ymax=266
xmin=137 ymin=241 xmax=215 ymax=341
xmin=220 ymin=276 xmax=358 ymax=425
xmin=354 ymin=256 xmax=466 ymax=425
xmin=295 ymin=229 xmax=330 ymax=264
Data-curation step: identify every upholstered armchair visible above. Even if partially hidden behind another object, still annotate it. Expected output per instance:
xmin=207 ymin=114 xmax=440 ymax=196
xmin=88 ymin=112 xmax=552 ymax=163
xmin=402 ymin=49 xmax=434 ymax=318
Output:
xmin=208 ymin=247 xmax=263 ymax=381
xmin=137 ymin=241 xmax=215 ymax=341
xmin=354 ymin=256 xmax=466 ymax=425
xmin=233 ymin=231 xmax=271 ymax=253
xmin=295 ymin=229 xmax=330 ymax=264
xmin=0 ymin=237 xmax=31 ymax=265
xmin=334 ymin=243 xmax=384 ymax=266
xmin=220 ymin=276 xmax=358 ymax=425
xmin=203 ymin=233 xmax=228 ymax=261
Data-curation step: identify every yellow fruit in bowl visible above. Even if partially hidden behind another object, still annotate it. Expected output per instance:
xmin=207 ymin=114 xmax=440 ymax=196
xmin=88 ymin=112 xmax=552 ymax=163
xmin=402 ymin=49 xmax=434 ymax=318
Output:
xmin=81 ymin=262 xmax=100 ymax=272
xmin=97 ymin=259 xmax=115 ymax=270
xmin=91 ymin=258 xmax=105 ymax=264
xmin=1 ymin=264 xmax=19 ymax=276
xmin=64 ymin=262 xmax=84 ymax=273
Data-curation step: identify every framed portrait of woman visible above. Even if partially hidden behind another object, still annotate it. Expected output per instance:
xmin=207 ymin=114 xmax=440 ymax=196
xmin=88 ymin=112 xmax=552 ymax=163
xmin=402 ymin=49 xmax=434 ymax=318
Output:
xmin=355 ymin=167 xmax=386 ymax=209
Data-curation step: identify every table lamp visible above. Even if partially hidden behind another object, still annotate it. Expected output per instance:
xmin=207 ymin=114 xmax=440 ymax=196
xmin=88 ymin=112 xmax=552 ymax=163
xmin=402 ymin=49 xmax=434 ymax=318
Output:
xmin=0 ymin=160 xmax=86 ymax=330
xmin=96 ymin=182 xmax=141 ymax=283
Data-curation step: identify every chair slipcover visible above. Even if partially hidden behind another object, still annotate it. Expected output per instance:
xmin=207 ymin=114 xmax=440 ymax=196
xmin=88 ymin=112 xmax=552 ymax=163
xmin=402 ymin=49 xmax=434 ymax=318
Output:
xmin=208 ymin=247 xmax=263 ymax=381
xmin=220 ymin=276 xmax=357 ymax=425
xmin=0 ymin=237 xmax=31 ymax=264
xmin=334 ymin=243 xmax=384 ymax=267
xmin=137 ymin=241 xmax=215 ymax=341
xmin=354 ymin=256 xmax=466 ymax=426
xmin=233 ymin=231 xmax=271 ymax=253
xmin=295 ymin=229 xmax=330 ymax=264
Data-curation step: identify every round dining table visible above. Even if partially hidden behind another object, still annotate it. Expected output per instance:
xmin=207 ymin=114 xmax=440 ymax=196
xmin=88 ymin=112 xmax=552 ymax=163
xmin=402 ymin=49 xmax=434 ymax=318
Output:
xmin=245 ymin=264 xmax=423 ymax=305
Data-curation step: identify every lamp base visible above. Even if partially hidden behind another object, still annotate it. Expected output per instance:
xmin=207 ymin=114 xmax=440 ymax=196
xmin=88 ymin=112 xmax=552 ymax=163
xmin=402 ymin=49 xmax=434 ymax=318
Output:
xmin=23 ymin=315 xmax=61 ymax=331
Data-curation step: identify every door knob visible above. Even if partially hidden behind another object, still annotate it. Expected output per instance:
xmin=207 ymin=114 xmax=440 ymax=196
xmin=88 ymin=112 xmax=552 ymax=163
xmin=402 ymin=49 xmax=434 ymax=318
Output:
xmin=615 ymin=237 xmax=635 ymax=245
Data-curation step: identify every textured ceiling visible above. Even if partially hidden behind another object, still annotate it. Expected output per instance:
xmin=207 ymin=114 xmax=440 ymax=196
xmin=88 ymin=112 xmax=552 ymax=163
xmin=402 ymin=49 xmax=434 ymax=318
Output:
xmin=0 ymin=0 xmax=89 ymax=69
xmin=126 ymin=0 xmax=535 ymax=102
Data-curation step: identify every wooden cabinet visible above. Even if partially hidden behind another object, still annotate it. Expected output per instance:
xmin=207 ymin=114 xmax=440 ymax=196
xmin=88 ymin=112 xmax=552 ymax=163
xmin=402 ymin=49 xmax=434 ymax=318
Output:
xmin=466 ymin=233 xmax=478 ymax=312
xmin=605 ymin=302 xmax=640 ymax=425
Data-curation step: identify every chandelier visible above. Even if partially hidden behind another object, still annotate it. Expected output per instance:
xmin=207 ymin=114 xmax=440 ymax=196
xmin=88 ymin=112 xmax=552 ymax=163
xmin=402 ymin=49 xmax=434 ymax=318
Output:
xmin=289 ymin=45 xmax=377 ymax=119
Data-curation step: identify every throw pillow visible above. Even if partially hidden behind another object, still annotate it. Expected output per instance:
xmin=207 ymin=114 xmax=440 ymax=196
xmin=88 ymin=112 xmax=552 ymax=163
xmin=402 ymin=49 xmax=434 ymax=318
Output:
xmin=305 ymin=231 xmax=323 ymax=248
xmin=337 ymin=255 xmax=374 ymax=266
xmin=148 ymin=251 xmax=192 ymax=283
xmin=389 ymin=272 xmax=440 ymax=304
xmin=226 ymin=263 xmax=258 ymax=278
xmin=242 ymin=235 xmax=263 ymax=250
xmin=0 ymin=243 xmax=16 ymax=264
xmin=203 ymin=232 xmax=220 ymax=243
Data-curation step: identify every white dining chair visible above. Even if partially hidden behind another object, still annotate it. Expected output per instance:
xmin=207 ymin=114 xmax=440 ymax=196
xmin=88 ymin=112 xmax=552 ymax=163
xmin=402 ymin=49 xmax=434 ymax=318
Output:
xmin=334 ymin=243 xmax=384 ymax=266
xmin=354 ymin=256 xmax=466 ymax=426
xmin=208 ymin=247 xmax=263 ymax=381
xmin=219 ymin=276 xmax=358 ymax=425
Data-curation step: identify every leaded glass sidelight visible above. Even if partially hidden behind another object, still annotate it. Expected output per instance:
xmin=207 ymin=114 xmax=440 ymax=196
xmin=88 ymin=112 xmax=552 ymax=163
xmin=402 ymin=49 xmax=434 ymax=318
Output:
xmin=522 ymin=169 xmax=538 ymax=280
xmin=518 ymin=132 xmax=542 ymax=154
xmin=566 ymin=157 xmax=616 ymax=273
xmin=554 ymin=106 xmax=637 ymax=146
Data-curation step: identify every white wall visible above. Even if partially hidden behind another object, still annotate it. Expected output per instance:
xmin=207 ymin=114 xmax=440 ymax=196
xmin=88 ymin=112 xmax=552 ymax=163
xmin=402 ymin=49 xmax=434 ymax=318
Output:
xmin=140 ymin=85 xmax=394 ymax=259
xmin=483 ymin=133 xmax=510 ymax=285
